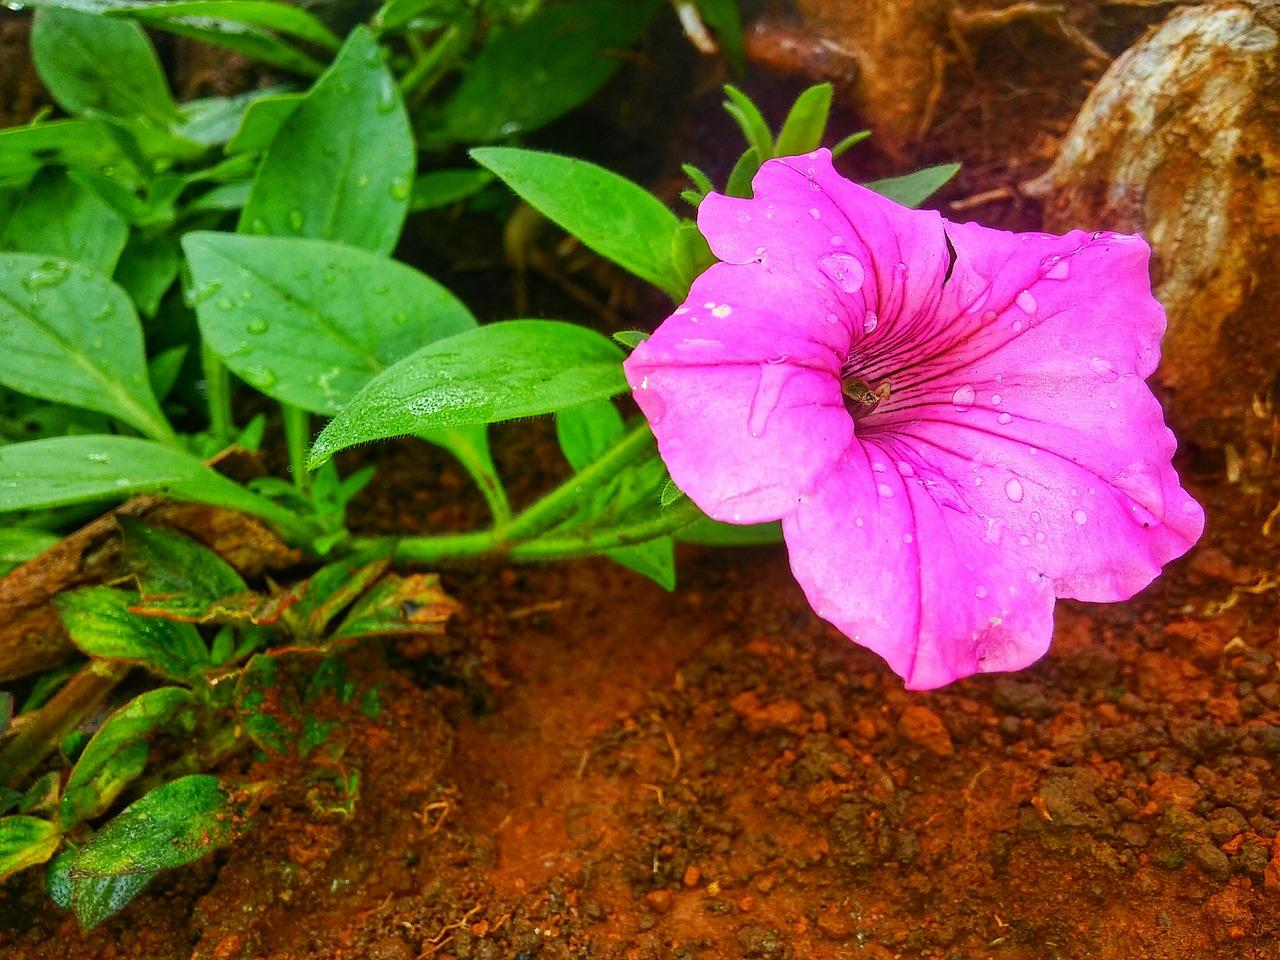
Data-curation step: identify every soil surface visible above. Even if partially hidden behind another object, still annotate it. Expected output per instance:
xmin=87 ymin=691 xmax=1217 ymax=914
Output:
xmin=3 ymin=4 xmax=1280 ymax=958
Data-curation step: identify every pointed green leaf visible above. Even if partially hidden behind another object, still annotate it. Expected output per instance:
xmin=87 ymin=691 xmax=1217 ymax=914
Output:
xmin=725 ymin=146 xmax=760 ymax=199
xmin=866 ymin=163 xmax=961 ymax=209
xmin=118 ymin=516 xmax=246 ymax=606
xmin=1 ymin=170 xmax=128 ymax=274
xmin=224 ymin=92 xmax=303 ymax=155
xmin=310 ymin=320 xmax=626 ymax=465
xmin=773 ymin=83 xmax=833 ymax=157
xmin=54 ymin=587 xmax=209 ymax=681
xmin=0 ymin=254 xmax=171 ymax=441
xmin=723 ymin=85 xmax=773 ymax=160
xmin=472 ymin=147 xmax=683 ymax=299
xmin=0 ymin=815 xmax=59 ymax=881
xmin=114 ymin=1 xmax=342 ymax=50
xmin=240 ymin=27 xmax=414 ymax=253
xmin=47 ymin=849 xmax=155 ymax=930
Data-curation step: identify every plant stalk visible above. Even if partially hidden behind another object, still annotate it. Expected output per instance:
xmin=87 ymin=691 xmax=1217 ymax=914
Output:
xmin=281 ymin=403 xmax=311 ymax=493
xmin=202 ymin=343 xmax=234 ymax=444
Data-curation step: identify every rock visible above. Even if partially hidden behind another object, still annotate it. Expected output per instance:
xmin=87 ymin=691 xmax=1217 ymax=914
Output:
xmin=1030 ymin=2 xmax=1280 ymax=432
xmin=816 ymin=903 xmax=856 ymax=941
xmin=897 ymin=705 xmax=954 ymax=756
xmin=1036 ymin=768 xmax=1113 ymax=832
xmin=992 ymin=680 xmax=1056 ymax=718
xmin=644 ymin=888 xmax=673 ymax=914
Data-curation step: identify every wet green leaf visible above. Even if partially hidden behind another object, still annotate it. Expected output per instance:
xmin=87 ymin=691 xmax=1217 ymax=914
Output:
xmin=240 ymin=27 xmax=414 ymax=253
xmin=47 ymin=849 xmax=156 ymax=929
xmin=291 ymin=541 xmax=394 ymax=638
xmin=473 ymin=147 xmax=683 ymax=299
xmin=31 ymin=9 xmax=178 ymax=127
xmin=0 ymin=437 xmax=307 ymax=539
xmin=0 ymin=254 xmax=171 ymax=441
xmin=173 ymin=86 xmax=295 ymax=147
xmin=430 ymin=0 xmax=660 ymax=144
xmin=223 ymin=92 xmax=303 ymax=155
xmin=330 ymin=572 xmax=459 ymax=641
xmin=54 ymin=587 xmax=210 ymax=681
xmin=0 ymin=815 xmax=60 ymax=881
xmin=1 ymin=169 xmax=129 ymax=273
xmin=70 ymin=775 xmax=246 ymax=878
xmin=183 ymin=232 xmax=476 ymax=414
xmin=114 ymin=1 xmax=341 ymax=51
xmin=723 ymin=85 xmax=773 ymax=160
xmin=310 ymin=321 xmax=626 ymax=465
xmin=724 ymin=146 xmax=759 ymax=199
xmin=114 ymin=232 xmax=181 ymax=318
xmin=410 ymin=169 xmax=493 ymax=212
xmin=118 ymin=517 xmax=246 ymax=617
xmin=866 ymin=163 xmax=961 ymax=209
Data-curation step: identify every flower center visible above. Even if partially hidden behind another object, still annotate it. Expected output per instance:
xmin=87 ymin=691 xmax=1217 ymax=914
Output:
xmin=841 ymin=376 xmax=890 ymax=418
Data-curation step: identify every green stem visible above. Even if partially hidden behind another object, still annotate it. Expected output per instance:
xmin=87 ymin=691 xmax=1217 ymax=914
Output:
xmin=510 ymin=498 xmax=702 ymax=561
xmin=498 ymin=422 xmax=654 ymax=542
xmin=398 ymin=21 xmax=470 ymax=106
xmin=281 ymin=402 xmax=311 ymax=493
xmin=202 ymin=343 xmax=234 ymax=444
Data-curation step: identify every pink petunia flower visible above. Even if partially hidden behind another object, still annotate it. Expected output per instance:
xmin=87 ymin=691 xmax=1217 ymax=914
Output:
xmin=625 ymin=149 xmax=1204 ymax=689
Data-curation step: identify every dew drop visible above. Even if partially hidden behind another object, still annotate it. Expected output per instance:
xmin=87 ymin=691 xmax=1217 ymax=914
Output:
xmin=997 ymin=412 xmax=1012 ymax=425
xmin=215 ymin=298 xmax=233 ymax=310
xmin=1016 ymin=289 xmax=1038 ymax=314
xmin=85 ymin=452 xmax=110 ymax=464
xmin=896 ymin=461 xmax=914 ymax=476
xmin=975 ymin=585 xmax=989 ymax=599
xmin=246 ymin=318 xmax=269 ymax=334
xmin=829 ymin=235 xmax=844 ymax=246
xmin=1011 ymin=319 xmax=1023 ymax=333
xmin=862 ymin=312 xmax=879 ymax=333
xmin=1041 ymin=255 xmax=1071 ymax=280
xmin=1073 ymin=509 xmax=1088 ymax=526
xmin=711 ymin=304 xmax=732 ymax=318
xmin=871 ymin=461 xmax=887 ymax=473
xmin=393 ymin=312 xmax=409 ymax=326
xmin=288 ymin=209 xmax=304 ymax=232
xmin=1004 ymin=478 xmax=1024 ymax=502
xmin=818 ymin=253 xmax=865 ymax=293
xmin=876 ymin=483 xmax=894 ymax=498
xmin=249 ymin=368 xmax=277 ymax=389
xmin=808 ymin=207 xmax=821 ymax=219
xmin=991 ymin=393 xmax=1002 ymax=405
xmin=951 ymin=384 xmax=976 ymax=411
xmin=1090 ymin=356 xmax=1112 ymax=374
xmin=390 ymin=177 xmax=411 ymax=201
xmin=902 ymin=533 xmax=914 ymax=544
xmin=855 ymin=517 xmax=864 ymax=527
xmin=823 ymin=312 xmax=840 ymax=325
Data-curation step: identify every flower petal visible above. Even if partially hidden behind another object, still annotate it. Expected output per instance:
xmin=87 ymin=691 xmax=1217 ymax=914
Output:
xmin=783 ymin=439 xmax=1057 ymax=689
xmin=624 ymin=262 xmax=853 ymax=523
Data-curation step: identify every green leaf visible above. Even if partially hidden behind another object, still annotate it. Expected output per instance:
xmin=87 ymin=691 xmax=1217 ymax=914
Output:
xmin=611 ymin=330 xmax=650 ymax=349
xmin=0 ymin=254 xmax=172 ymax=441
xmin=410 ymin=169 xmax=494 ymax=212
xmin=133 ymin=16 xmax=325 ymax=76
xmin=114 ymin=1 xmax=342 ymax=51
xmin=430 ymin=0 xmax=660 ymax=145
xmin=372 ymin=0 xmax=461 ymax=33
xmin=0 ymin=119 xmax=134 ymax=186
xmin=830 ymin=129 xmax=871 ymax=159
xmin=0 ymin=815 xmax=60 ymax=881
xmin=291 ymin=541 xmax=393 ymax=638
xmin=330 ymin=572 xmax=458 ymax=641
xmin=695 ymin=0 xmax=744 ymax=71
xmin=773 ymin=83 xmax=833 ymax=157
xmin=0 ymin=436 xmax=308 ymax=539
xmin=185 ymin=179 xmax=252 ymax=214
xmin=722 ymin=85 xmax=773 ymax=160
xmin=724 ymin=146 xmax=759 ymax=199
xmin=0 ymin=527 xmax=59 ymax=575
xmin=555 ymin=397 xmax=624 ymax=472
xmin=47 ymin=849 xmax=155 ymax=930
xmin=473 ymin=147 xmax=683 ymax=299
xmin=118 ymin=516 xmax=246 ymax=607
xmin=866 ymin=163 xmax=961 ymax=209
xmin=1 ymin=170 xmax=129 ymax=274
xmin=31 ymin=8 xmax=178 ymax=127
xmin=239 ymin=27 xmax=414 ymax=254
xmin=223 ymin=92 xmax=303 ymax=155
xmin=70 ymin=775 xmax=246 ymax=878
xmin=114 ymin=232 xmax=181 ymax=317
xmin=310 ymin=321 xmax=626 ymax=465
xmin=659 ymin=478 xmax=683 ymax=508
xmin=183 ymin=232 xmax=477 ymax=413
xmin=148 ymin=345 xmax=188 ymax=401
xmin=54 ymin=587 xmax=209 ymax=681
xmin=173 ymin=86 xmax=295 ymax=147
xmin=62 ymin=687 xmax=197 ymax=826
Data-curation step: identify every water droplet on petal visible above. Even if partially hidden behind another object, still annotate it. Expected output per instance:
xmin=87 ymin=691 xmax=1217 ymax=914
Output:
xmin=1090 ymin=356 xmax=1112 ymax=374
xmin=1073 ymin=509 xmax=1088 ymax=525
xmin=1016 ymin=289 xmax=1038 ymax=314
xmin=862 ymin=312 xmax=879 ymax=333
xmin=829 ymin=235 xmax=844 ymax=246
xmin=808 ymin=207 xmax=821 ymax=219
xmin=975 ymin=585 xmax=988 ymax=599
xmin=902 ymin=532 xmax=914 ymax=544
xmin=997 ymin=412 xmax=1012 ymax=425
xmin=818 ymin=253 xmax=865 ymax=294
xmin=896 ymin=461 xmax=914 ymax=476
xmin=823 ymin=312 xmax=840 ymax=325
xmin=951 ymin=384 xmax=976 ymax=411
xmin=1041 ymin=255 xmax=1071 ymax=280
xmin=711 ymin=304 xmax=732 ymax=319
xmin=871 ymin=461 xmax=887 ymax=473
xmin=991 ymin=393 xmax=1002 ymax=405
xmin=748 ymin=363 xmax=792 ymax=437
xmin=1004 ymin=478 xmax=1024 ymax=502
xmin=877 ymin=483 xmax=894 ymax=498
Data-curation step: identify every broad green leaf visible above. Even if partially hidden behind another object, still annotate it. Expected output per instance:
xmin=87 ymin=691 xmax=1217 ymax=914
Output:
xmin=0 ymin=119 xmax=134 ymax=185
xmin=183 ymin=232 xmax=476 ymax=413
xmin=555 ymin=400 xmax=675 ymax=589
xmin=19 ymin=771 xmax=60 ymax=816
xmin=866 ymin=163 xmax=961 ymax=209
xmin=723 ymin=85 xmax=773 ymax=160
xmin=678 ymin=516 xmax=782 ymax=545
xmin=473 ymin=147 xmax=683 ymax=299
xmin=148 ymin=345 xmax=188 ymax=400
xmin=0 ymin=436 xmax=309 ymax=539
xmin=185 ymin=179 xmax=252 ymax=214
xmin=61 ymin=742 xmax=148 ymax=826
xmin=224 ymin=92 xmax=303 ymax=155
xmin=118 ymin=14 xmax=325 ymax=76
xmin=47 ymin=850 xmax=155 ymax=930
xmin=71 ymin=775 xmax=245 ymax=878
xmin=373 ymin=0 xmax=461 ymax=33
xmin=0 ymin=254 xmax=172 ymax=441
xmin=410 ymin=169 xmax=493 ymax=212
xmin=114 ymin=1 xmax=341 ymax=50
xmin=774 ymin=83 xmax=833 ymax=157
xmin=291 ymin=541 xmax=394 ymax=638
xmin=310 ymin=320 xmax=626 ymax=465
xmin=173 ymin=86 xmax=294 ymax=146
xmin=62 ymin=686 xmax=197 ymax=825
xmin=114 ymin=232 xmax=181 ymax=317
xmin=0 ymin=527 xmax=59 ymax=575
xmin=54 ymin=587 xmax=209 ymax=681
xmin=0 ymin=815 xmax=59 ymax=880
xmin=31 ymin=9 xmax=178 ymax=127
xmin=240 ymin=27 xmax=414 ymax=254
xmin=118 ymin=516 xmax=246 ymax=604
xmin=429 ymin=0 xmax=660 ymax=145
xmin=1 ymin=170 xmax=128 ymax=273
